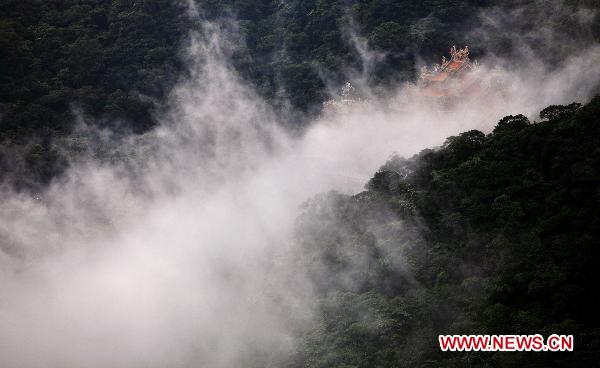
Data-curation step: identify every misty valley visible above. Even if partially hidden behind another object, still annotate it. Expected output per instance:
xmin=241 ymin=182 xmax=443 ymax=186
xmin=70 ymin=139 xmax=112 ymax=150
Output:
xmin=0 ymin=1 xmax=599 ymax=367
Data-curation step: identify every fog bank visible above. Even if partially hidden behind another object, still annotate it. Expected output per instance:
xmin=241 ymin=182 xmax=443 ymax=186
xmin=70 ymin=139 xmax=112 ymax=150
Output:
xmin=1 ymin=17 xmax=599 ymax=368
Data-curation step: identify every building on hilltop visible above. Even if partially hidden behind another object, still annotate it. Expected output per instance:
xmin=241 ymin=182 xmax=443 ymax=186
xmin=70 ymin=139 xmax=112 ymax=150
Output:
xmin=418 ymin=46 xmax=480 ymax=108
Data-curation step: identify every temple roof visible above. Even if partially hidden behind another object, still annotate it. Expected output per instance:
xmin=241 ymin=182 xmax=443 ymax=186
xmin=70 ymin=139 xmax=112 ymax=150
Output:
xmin=420 ymin=46 xmax=472 ymax=83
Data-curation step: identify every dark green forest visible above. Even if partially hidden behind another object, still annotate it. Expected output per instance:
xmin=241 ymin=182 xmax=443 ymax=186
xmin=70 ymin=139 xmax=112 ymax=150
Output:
xmin=2 ymin=0 xmax=599 ymax=188
xmin=1 ymin=1 xmax=600 ymax=367
xmin=290 ymin=99 xmax=600 ymax=367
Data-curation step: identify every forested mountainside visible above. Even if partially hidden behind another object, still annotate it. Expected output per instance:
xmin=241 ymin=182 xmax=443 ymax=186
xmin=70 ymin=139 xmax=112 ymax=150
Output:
xmin=289 ymin=98 xmax=600 ymax=367
xmin=1 ymin=1 xmax=600 ymax=366
xmin=1 ymin=0 xmax=599 ymax=189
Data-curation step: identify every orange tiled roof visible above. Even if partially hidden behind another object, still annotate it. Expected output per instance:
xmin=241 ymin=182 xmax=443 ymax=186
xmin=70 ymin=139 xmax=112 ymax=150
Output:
xmin=446 ymin=59 xmax=465 ymax=71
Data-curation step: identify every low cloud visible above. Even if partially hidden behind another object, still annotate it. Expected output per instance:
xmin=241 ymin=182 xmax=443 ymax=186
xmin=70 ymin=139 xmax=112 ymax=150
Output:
xmin=0 ymin=6 xmax=599 ymax=367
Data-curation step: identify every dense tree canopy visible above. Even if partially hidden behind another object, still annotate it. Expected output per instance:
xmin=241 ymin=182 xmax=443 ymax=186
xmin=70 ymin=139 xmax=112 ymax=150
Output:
xmin=289 ymin=98 xmax=600 ymax=367
xmin=2 ymin=0 xmax=599 ymax=189
xmin=0 ymin=0 xmax=194 ymax=187
xmin=0 ymin=2 xmax=599 ymax=366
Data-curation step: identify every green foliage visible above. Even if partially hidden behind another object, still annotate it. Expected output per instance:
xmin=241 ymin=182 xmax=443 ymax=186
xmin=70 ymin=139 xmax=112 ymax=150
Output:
xmin=2 ymin=0 xmax=599 ymax=188
xmin=0 ymin=2 xmax=599 ymax=365
xmin=0 ymin=0 xmax=193 ymax=189
xmin=540 ymin=102 xmax=581 ymax=121
xmin=291 ymin=98 xmax=600 ymax=367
